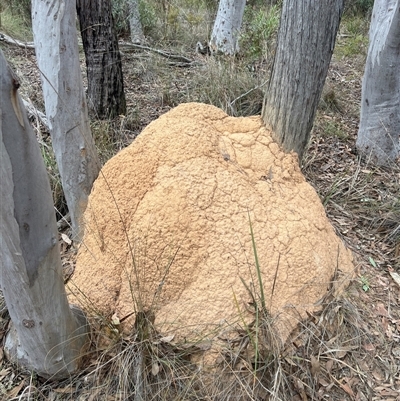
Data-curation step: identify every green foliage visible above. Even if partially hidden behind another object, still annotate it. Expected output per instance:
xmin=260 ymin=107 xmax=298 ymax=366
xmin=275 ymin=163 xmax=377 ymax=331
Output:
xmin=139 ymin=0 xmax=158 ymax=37
xmin=203 ymin=0 xmax=218 ymax=13
xmin=114 ymin=0 xmax=216 ymax=46
xmin=345 ymin=16 xmax=368 ymax=36
xmin=0 ymin=2 xmax=32 ymax=40
xmin=326 ymin=121 xmax=348 ymax=139
xmin=164 ymin=5 xmax=180 ymax=39
xmin=368 ymin=256 xmax=377 ymax=268
xmin=320 ymin=89 xmax=342 ymax=113
xmin=344 ymin=0 xmax=374 ymax=16
xmin=335 ymin=14 xmax=369 ymax=59
xmin=337 ymin=33 xmax=368 ymax=58
xmin=236 ymin=216 xmax=281 ymax=376
xmin=1 ymin=0 xmax=31 ymax=23
xmin=111 ymin=0 xmax=130 ymax=37
xmin=360 ymin=275 xmax=370 ymax=292
xmin=248 ymin=215 xmax=266 ymax=312
xmin=241 ymin=5 xmax=280 ymax=60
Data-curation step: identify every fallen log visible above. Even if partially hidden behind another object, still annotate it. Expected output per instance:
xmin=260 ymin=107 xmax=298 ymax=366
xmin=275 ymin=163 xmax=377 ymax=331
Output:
xmin=0 ymin=32 xmax=35 ymax=49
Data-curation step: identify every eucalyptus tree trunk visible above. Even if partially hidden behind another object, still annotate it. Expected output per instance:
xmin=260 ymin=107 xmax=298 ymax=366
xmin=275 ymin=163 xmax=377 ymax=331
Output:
xmin=262 ymin=0 xmax=344 ymax=162
xmin=0 ymin=50 xmax=89 ymax=380
xmin=356 ymin=0 xmax=400 ymax=166
xmin=209 ymin=0 xmax=246 ymax=55
xmin=128 ymin=0 xmax=145 ymax=44
xmin=32 ymin=0 xmax=100 ymax=241
xmin=76 ymin=0 xmax=126 ymax=119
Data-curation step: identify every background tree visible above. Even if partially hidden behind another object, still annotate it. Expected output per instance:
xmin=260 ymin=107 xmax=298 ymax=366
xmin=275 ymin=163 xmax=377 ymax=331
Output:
xmin=209 ymin=0 xmax=246 ymax=55
xmin=32 ymin=0 xmax=100 ymax=241
xmin=77 ymin=0 xmax=126 ymax=119
xmin=356 ymin=0 xmax=400 ymax=166
xmin=262 ymin=0 xmax=345 ymax=161
xmin=0 ymin=50 xmax=89 ymax=379
xmin=127 ymin=0 xmax=145 ymax=44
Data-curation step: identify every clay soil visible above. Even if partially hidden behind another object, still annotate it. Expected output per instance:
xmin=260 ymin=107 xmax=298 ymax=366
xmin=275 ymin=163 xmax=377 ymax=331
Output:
xmin=0 ymin=17 xmax=399 ymax=401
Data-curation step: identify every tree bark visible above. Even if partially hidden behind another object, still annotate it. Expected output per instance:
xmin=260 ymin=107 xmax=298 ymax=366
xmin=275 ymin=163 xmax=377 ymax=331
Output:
xmin=356 ymin=0 xmax=400 ymax=166
xmin=0 ymin=50 xmax=89 ymax=380
xmin=32 ymin=0 xmax=100 ymax=241
xmin=262 ymin=0 xmax=344 ymax=161
xmin=76 ymin=0 xmax=127 ymax=119
xmin=127 ymin=0 xmax=145 ymax=44
xmin=209 ymin=0 xmax=246 ymax=55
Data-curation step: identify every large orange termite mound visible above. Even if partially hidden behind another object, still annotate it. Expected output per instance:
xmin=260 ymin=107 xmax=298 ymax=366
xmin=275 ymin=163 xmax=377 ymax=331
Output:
xmin=68 ymin=103 xmax=354 ymax=345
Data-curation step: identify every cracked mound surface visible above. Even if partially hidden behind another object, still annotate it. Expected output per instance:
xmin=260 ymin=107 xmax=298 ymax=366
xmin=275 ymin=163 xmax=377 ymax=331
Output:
xmin=69 ymin=102 xmax=354 ymax=343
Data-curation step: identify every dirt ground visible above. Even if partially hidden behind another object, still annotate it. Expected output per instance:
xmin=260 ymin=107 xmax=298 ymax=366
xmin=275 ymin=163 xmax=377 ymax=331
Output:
xmin=0 ymin=28 xmax=399 ymax=400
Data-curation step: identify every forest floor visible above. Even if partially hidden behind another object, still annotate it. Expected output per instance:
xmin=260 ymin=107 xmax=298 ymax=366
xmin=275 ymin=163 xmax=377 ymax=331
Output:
xmin=0 ymin=11 xmax=400 ymax=401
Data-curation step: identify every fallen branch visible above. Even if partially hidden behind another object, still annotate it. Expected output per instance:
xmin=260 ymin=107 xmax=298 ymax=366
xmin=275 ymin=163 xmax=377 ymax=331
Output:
xmin=0 ymin=32 xmax=35 ymax=49
xmin=1 ymin=32 xmax=198 ymax=67
xmin=229 ymin=81 xmax=268 ymax=108
xmin=22 ymin=98 xmax=49 ymax=131
xmin=119 ymin=42 xmax=196 ymax=65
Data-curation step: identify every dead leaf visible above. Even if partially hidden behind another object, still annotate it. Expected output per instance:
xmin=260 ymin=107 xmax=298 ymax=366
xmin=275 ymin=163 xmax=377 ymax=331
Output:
xmin=111 ymin=313 xmax=120 ymax=326
xmin=53 ymin=386 xmax=74 ymax=394
xmin=375 ymin=303 xmax=389 ymax=317
xmin=349 ymin=377 xmax=360 ymax=387
xmin=336 ymin=349 xmax=348 ymax=359
xmin=376 ymin=387 xmax=399 ymax=396
xmin=389 ymin=271 xmax=400 ymax=287
xmin=196 ymin=340 xmax=212 ymax=351
xmin=285 ymin=357 xmax=297 ymax=366
xmin=362 ymin=343 xmax=375 ymax=352
xmin=340 ymin=382 xmax=355 ymax=397
xmin=384 ymin=319 xmax=393 ymax=339
xmin=7 ymin=380 xmax=25 ymax=398
xmin=294 ymin=378 xmax=308 ymax=401
xmin=160 ymin=335 xmax=174 ymax=343
xmin=325 ymin=359 xmax=334 ymax=373
xmin=310 ymin=355 xmax=320 ymax=376
xmin=372 ymin=368 xmax=384 ymax=381
xmin=358 ymin=360 xmax=369 ymax=373
xmin=381 ymin=316 xmax=389 ymax=334
xmin=151 ymin=362 xmax=160 ymax=376
xmin=61 ymin=233 xmax=72 ymax=245
xmin=0 ymin=368 xmax=10 ymax=380
xmin=318 ymin=378 xmax=330 ymax=387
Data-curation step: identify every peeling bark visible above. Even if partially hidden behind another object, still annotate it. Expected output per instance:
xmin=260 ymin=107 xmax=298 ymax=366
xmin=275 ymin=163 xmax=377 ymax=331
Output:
xmin=31 ymin=0 xmax=100 ymax=240
xmin=0 ymin=50 xmax=89 ymax=380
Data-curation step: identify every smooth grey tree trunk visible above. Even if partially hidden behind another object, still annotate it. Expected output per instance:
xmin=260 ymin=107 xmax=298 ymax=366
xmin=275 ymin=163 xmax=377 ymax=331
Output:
xmin=128 ymin=0 xmax=145 ymax=44
xmin=0 ymin=50 xmax=89 ymax=380
xmin=76 ymin=0 xmax=127 ymax=119
xmin=32 ymin=0 xmax=100 ymax=241
xmin=356 ymin=0 xmax=400 ymax=166
xmin=209 ymin=0 xmax=246 ymax=55
xmin=262 ymin=0 xmax=344 ymax=161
